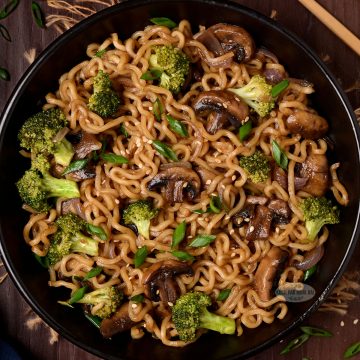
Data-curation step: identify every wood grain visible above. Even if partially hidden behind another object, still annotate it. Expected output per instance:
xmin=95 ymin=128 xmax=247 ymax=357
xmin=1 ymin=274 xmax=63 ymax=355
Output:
xmin=0 ymin=1 xmax=359 ymax=359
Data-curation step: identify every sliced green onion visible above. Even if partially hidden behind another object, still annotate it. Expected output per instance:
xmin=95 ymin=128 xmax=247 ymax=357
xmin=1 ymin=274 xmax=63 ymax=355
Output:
xmin=101 ymin=153 xmax=129 ymax=164
xmin=217 ymin=289 xmax=231 ymax=301
xmin=171 ymin=221 xmax=186 ymax=248
xmin=189 ymin=234 xmax=216 ymax=247
xmin=95 ymin=49 xmax=107 ymax=58
xmin=344 ymin=341 xmax=360 ymax=358
xmin=280 ymin=333 xmax=310 ymax=355
xmin=84 ymin=313 xmax=101 ymax=328
xmin=31 ymin=1 xmax=45 ymax=28
xmin=86 ymin=223 xmax=108 ymax=241
xmin=192 ymin=208 xmax=209 ymax=214
xmin=68 ymin=286 xmax=88 ymax=305
xmin=272 ymin=140 xmax=288 ymax=170
xmin=153 ymin=97 xmax=163 ymax=121
xmin=152 ymin=140 xmax=178 ymax=161
xmin=58 ymin=300 xmax=74 ymax=308
xmin=0 ymin=0 xmax=19 ymax=20
xmin=0 ymin=67 xmax=10 ymax=81
xmin=238 ymin=120 xmax=252 ymax=142
xmin=62 ymin=159 xmax=88 ymax=175
xmin=0 ymin=24 xmax=11 ymax=42
xmin=34 ymin=253 xmax=49 ymax=268
xmin=209 ymin=195 xmax=222 ymax=214
xmin=119 ymin=123 xmax=129 ymax=138
xmin=300 ymin=326 xmax=332 ymax=337
xmin=150 ymin=17 xmax=177 ymax=29
xmin=303 ymin=265 xmax=317 ymax=282
xmin=271 ymin=79 xmax=289 ymax=98
xmin=130 ymin=294 xmax=145 ymax=303
xmin=83 ymin=266 xmax=103 ymax=281
xmin=134 ymin=246 xmax=148 ymax=268
xmin=166 ymin=115 xmax=188 ymax=137
xmin=171 ymin=250 xmax=194 ymax=261
xmin=141 ymin=69 xmax=162 ymax=81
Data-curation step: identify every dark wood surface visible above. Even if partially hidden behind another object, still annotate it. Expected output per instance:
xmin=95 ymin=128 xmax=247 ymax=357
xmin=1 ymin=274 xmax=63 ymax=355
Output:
xmin=0 ymin=1 xmax=360 ymax=359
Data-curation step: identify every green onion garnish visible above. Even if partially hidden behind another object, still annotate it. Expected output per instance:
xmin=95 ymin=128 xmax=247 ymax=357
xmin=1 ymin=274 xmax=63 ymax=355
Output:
xmin=0 ymin=0 xmax=19 ymax=20
xmin=300 ymin=326 xmax=332 ymax=337
xmin=68 ymin=286 xmax=88 ymax=305
xmin=238 ymin=120 xmax=252 ymax=142
xmin=189 ymin=234 xmax=216 ymax=247
xmin=152 ymin=140 xmax=178 ymax=161
xmin=280 ymin=333 xmax=310 ymax=355
xmin=166 ymin=115 xmax=188 ymax=137
xmin=101 ymin=153 xmax=129 ymax=164
xmin=153 ymin=97 xmax=163 ymax=121
xmin=31 ymin=1 xmax=45 ymax=29
xmin=141 ymin=69 xmax=162 ymax=81
xmin=0 ymin=24 xmax=11 ymax=42
xmin=272 ymin=140 xmax=288 ymax=170
xmin=217 ymin=289 xmax=231 ymax=301
xmin=344 ymin=341 xmax=360 ymax=358
xmin=150 ymin=17 xmax=177 ymax=29
xmin=171 ymin=250 xmax=194 ymax=261
xmin=271 ymin=79 xmax=289 ymax=98
xmin=134 ymin=246 xmax=148 ymax=268
xmin=62 ymin=159 xmax=88 ymax=175
xmin=171 ymin=221 xmax=186 ymax=248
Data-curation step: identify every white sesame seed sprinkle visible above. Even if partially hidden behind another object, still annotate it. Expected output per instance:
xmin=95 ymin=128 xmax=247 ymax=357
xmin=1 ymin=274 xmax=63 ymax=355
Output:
xmin=168 ymin=302 xmax=174 ymax=307
xmin=132 ymin=303 xmax=137 ymax=308
xmin=340 ymin=321 xmax=345 ymax=327
xmin=206 ymin=180 xmax=212 ymax=185
xmin=354 ymin=319 xmax=359 ymax=325
xmin=215 ymin=159 xmax=221 ymax=163
xmin=149 ymin=106 xmax=153 ymax=110
xmin=183 ymin=182 xmax=188 ymax=188
xmin=225 ymin=215 xmax=230 ymax=220
xmin=276 ymin=227 xmax=280 ymax=233
xmin=231 ymin=252 xmax=236 ymax=258
xmin=115 ymin=199 xmax=120 ymax=204
xmin=231 ymin=175 xmax=236 ymax=181
xmin=230 ymin=229 xmax=235 ymax=234
xmin=102 ymin=179 xmax=106 ymax=184
xmin=249 ymin=226 xmax=255 ymax=232
xmin=244 ymin=218 xmax=250 ymax=222
xmin=148 ymin=140 xmax=153 ymax=144
xmin=223 ymin=103 xmax=228 ymax=109
xmin=156 ymin=289 xmax=160 ymax=295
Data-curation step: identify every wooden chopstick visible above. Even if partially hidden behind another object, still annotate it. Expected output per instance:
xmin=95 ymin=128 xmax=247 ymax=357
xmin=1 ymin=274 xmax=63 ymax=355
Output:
xmin=298 ymin=0 xmax=360 ymax=57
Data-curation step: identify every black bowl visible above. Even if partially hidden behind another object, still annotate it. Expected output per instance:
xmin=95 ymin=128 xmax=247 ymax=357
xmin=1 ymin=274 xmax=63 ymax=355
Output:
xmin=1 ymin=1 xmax=359 ymax=359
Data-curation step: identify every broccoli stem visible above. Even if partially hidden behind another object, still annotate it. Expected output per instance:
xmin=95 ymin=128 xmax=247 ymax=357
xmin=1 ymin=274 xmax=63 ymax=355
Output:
xmin=54 ymin=138 xmax=75 ymax=167
xmin=70 ymin=233 xmax=99 ymax=256
xmin=43 ymin=173 xmax=80 ymax=199
xmin=136 ymin=219 xmax=151 ymax=239
xmin=200 ymin=308 xmax=236 ymax=335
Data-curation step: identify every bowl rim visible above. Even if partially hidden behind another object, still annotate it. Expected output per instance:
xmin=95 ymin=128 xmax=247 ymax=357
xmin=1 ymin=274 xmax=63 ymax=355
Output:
xmin=1 ymin=0 xmax=360 ymax=359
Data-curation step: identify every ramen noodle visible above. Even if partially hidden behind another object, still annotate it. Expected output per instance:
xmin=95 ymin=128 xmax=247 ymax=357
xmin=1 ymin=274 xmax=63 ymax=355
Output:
xmin=19 ymin=19 xmax=348 ymax=346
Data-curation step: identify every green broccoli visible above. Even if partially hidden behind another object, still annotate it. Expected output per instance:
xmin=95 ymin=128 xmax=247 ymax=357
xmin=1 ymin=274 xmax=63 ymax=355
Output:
xmin=239 ymin=150 xmax=271 ymax=183
xmin=16 ymin=154 xmax=80 ymax=213
xmin=148 ymin=45 xmax=190 ymax=93
xmin=88 ymin=70 xmax=120 ymax=117
xmin=300 ymin=196 xmax=340 ymax=242
xmin=18 ymin=108 xmax=74 ymax=166
xmin=172 ymin=291 xmax=236 ymax=342
xmin=228 ymin=75 xmax=274 ymax=117
xmin=47 ymin=212 xmax=101 ymax=265
xmin=77 ymin=286 xmax=123 ymax=319
xmin=122 ymin=200 xmax=159 ymax=239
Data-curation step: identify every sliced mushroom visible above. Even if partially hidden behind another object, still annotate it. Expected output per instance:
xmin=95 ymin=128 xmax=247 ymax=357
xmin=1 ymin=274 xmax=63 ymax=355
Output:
xmin=232 ymin=204 xmax=255 ymax=228
xmin=193 ymin=90 xmax=249 ymax=134
xmin=293 ymin=245 xmax=324 ymax=271
xmin=147 ymin=166 xmax=201 ymax=204
xmin=254 ymin=246 xmax=289 ymax=302
xmin=286 ymin=110 xmax=329 ymax=140
xmin=143 ymin=260 xmax=193 ymax=304
xmin=298 ymin=154 xmax=329 ymax=196
xmin=61 ymin=198 xmax=86 ymax=219
xmin=195 ymin=166 xmax=218 ymax=188
xmin=100 ymin=302 xmax=138 ymax=338
xmin=272 ymin=165 xmax=288 ymax=190
xmin=246 ymin=195 xmax=268 ymax=205
xmin=66 ymin=166 xmax=96 ymax=181
xmin=68 ymin=131 xmax=102 ymax=159
xmin=246 ymin=205 xmax=273 ymax=241
xmin=268 ymin=199 xmax=291 ymax=225
xmin=196 ymin=23 xmax=255 ymax=63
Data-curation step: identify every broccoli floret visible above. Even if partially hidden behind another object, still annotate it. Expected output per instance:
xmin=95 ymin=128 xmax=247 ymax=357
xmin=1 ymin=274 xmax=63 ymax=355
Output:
xmin=16 ymin=154 xmax=80 ymax=213
xmin=300 ymin=196 xmax=340 ymax=242
xmin=122 ymin=200 xmax=159 ymax=239
xmin=228 ymin=75 xmax=275 ymax=117
xmin=47 ymin=212 xmax=100 ymax=265
xmin=18 ymin=108 xmax=74 ymax=166
xmin=88 ymin=70 xmax=120 ymax=117
xmin=239 ymin=150 xmax=270 ymax=183
xmin=77 ymin=286 xmax=123 ymax=319
xmin=148 ymin=45 xmax=190 ymax=93
xmin=172 ymin=291 xmax=236 ymax=342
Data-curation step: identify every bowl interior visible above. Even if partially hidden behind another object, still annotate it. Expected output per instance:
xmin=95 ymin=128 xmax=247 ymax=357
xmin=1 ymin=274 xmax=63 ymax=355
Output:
xmin=1 ymin=1 xmax=359 ymax=359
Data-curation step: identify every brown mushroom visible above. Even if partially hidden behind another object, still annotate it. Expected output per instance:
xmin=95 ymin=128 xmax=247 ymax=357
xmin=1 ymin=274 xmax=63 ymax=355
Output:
xmin=193 ymin=90 xmax=249 ymax=134
xmin=254 ymin=246 xmax=289 ymax=301
xmin=68 ymin=131 xmax=102 ymax=159
xmin=286 ymin=110 xmax=328 ymax=140
xmin=272 ymin=165 xmax=288 ymax=190
xmin=232 ymin=204 xmax=255 ymax=228
xmin=268 ymin=199 xmax=291 ymax=225
xmin=66 ymin=166 xmax=96 ymax=181
xmin=298 ymin=154 xmax=329 ymax=196
xmin=194 ymin=166 xmax=218 ymax=188
xmin=147 ymin=166 xmax=201 ymax=204
xmin=61 ymin=198 xmax=86 ymax=219
xmin=143 ymin=260 xmax=193 ymax=304
xmin=196 ymin=23 xmax=256 ymax=63
xmin=246 ymin=195 xmax=268 ymax=205
xmin=246 ymin=205 xmax=273 ymax=241
xmin=100 ymin=302 xmax=138 ymax=338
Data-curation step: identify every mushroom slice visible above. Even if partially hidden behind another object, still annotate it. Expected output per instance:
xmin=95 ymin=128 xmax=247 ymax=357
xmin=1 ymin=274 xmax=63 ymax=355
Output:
xmin=100 ymin=302 xmax=138 ymax=338
xmin=61 ymin=198 xmax=86 ymax=219
xmin=272 ymin=165 xmax=288 ymax=190
xmin=246 ymin=205 xmax=272 ymax=241
xmin=196 ymin=23 xmax=256 ymax=63
xmin=298 ymin=154 xmax=329 ymax=196
xmin=147 ymin=166 xmax=201 ymax=204
xmin=143 ymin=260 xmax=193 ymax=304
xmin=246 ymin=195 xmax=268 ymax=205
xmin=194 ymin=166 xmax=218 ymax=188
xmin=68 ymin=131 xmax=102 ymax=159
xmin=232 ymin=204 xmax=255 ymax=228
xmin=268 ymin=199 xmax=291 ymax=225
xmin=286 ymin=110 xmax=329 ymax=140
xmin=193 ymin=90 xmax=249 ymax=134
xmin=254 ymin=246 xmax=289 ymax=302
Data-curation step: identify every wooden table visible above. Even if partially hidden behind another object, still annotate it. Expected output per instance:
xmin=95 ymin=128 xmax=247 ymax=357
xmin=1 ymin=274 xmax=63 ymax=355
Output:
xmin=0 ymin=1 xmax=359 ymax=359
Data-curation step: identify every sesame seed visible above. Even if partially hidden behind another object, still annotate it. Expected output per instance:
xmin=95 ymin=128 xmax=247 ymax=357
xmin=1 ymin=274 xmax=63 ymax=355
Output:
xmin=223 ymin=103 xmax=228 ymax=109
xmin=143 ymin=323 xmax=147 ymax=328
xmin=230 ymin=229 xmax=235 ymax=234
xmin=354 ymin=319 xmax=359 ymax=325
xmin=138 ymin=164 xmax=143 ymax=168
xmin=215 ymin=159 xmax=221 ymax=163
xmin=249 ymin=226 xmax=254 ymax=232
xmin=126 ymin=264 xmax=130 ymax=267
xmin=115 ymin=199 xmax=120 ymax=204
xmin=231 ymin=175 xmax=236 ymax=181
xmin=225 ymin=215 xmax=230 ymax=220
xmin=168 ymin=302 xmax=174 ymax=307
xmin=206 ymin=180 xmax=212 ymax=185
xmin=231 ymin=252 xmax=236 ymax=258
xmin=275 ymin=227 xmax=280 ymax=233
xmin=149 ymin=106 xmax=153 ymax=110
xmin=156 ymin=289 xmax=160 ymax=295
xmin=125 ymin=122 xmax=129 ymax=126
xmin=244 ymin=218 xmax=250 ymax=222
xmin=183 ymin=182 xmax=188 ymax=188
xmin=340 ymin=321 xmax=345 ymax=327
xmin=148 ymin=140 xmax=153 ymax=144
xmin=102 ymin=179 xmax=106 ymax=184
xmin=132 ymin=303 xmax=137 ymax=308
xmin=221 ymin=184 xmax=226 ymax=189
xmin=146 ymin=170 xmax=151 ymax=175
xmin=188 ymin=236 xmax=193 ymax=239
